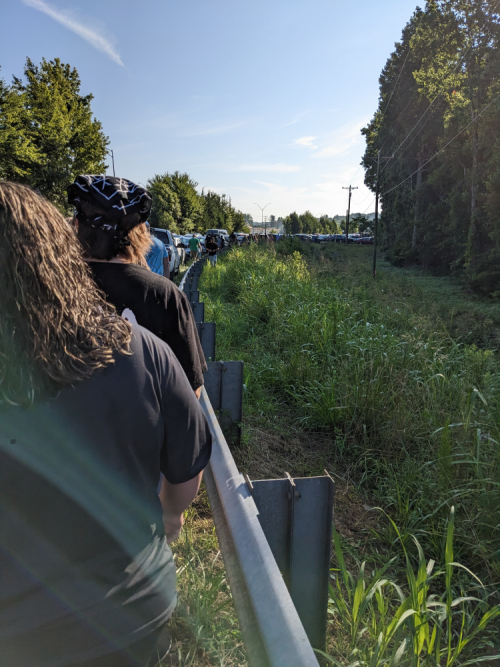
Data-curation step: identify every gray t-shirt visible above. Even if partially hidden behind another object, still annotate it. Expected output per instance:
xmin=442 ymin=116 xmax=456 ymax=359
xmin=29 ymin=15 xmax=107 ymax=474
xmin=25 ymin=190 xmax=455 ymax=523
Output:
xmin=0 ymin=325 xmax=212 ymax=666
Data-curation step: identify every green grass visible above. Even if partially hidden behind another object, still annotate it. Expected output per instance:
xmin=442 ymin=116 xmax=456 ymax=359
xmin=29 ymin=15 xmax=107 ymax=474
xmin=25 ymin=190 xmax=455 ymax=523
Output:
xmin=161 ymin=487 xmax=247 ymax=666
xmin=186 ymin=240 xmax=500 ymax=665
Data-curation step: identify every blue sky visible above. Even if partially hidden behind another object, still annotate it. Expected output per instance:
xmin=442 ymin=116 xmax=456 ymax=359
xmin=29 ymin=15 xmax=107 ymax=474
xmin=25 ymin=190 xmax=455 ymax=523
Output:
xmin=1 ymin=0 xmax=421 ymax=219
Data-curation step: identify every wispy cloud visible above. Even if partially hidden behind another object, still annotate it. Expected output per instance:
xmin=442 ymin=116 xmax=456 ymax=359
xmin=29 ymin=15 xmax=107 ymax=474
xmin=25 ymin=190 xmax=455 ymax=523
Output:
xmin=236 ymin=163 xmax=300 ymax=173
xmin=294 ymin=136 xmax=317 ymax=149
xmin=280 ymin=110 xmax=312 ymax=128
xmin=21 ymin=0 xmax=124 ymax=66
xmin=255 ymin=181 xmax=308 ymax=196
xmin=179 ymin=120 xmax=250 ymax=137
xmin=313 ymin=119 xmax=369 ymax=158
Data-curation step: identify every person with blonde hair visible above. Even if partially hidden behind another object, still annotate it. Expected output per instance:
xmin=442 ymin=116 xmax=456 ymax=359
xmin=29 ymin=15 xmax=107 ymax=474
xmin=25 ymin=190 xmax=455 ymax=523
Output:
xmin=0 ymin=182 xmax=212 ymax=667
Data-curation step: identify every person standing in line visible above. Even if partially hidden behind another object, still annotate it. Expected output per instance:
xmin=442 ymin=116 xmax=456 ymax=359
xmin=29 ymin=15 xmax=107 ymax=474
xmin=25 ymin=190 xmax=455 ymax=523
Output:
xmin=145 ymin=222 xmax=170 ymax=279
xmin=205 ymin=234 xmax=219 ymax=267
xmin=0 ymin=182 xmax=212 ymax=667
xmin=188 ymin=235 xmax=201 ymax=261
xmin=68 ymin=175 xmax=206 ymax=398
xmin=229 ymin=231 xmax=238 ymax=247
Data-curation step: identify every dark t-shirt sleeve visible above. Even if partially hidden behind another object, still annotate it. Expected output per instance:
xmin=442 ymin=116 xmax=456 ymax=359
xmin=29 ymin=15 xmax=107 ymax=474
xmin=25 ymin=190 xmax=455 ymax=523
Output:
xmin=162 ymin=287 xmax=207 ymax=391
xmin=142 ymin=327 xmax=212 ymax=484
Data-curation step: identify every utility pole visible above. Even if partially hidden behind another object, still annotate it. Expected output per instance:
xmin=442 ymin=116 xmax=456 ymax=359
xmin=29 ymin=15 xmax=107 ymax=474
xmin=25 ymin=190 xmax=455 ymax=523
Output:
xmin=370 ymin=150 xmax=393 ymax=278
xmin=342 ymin=185 xmax=358 ymax=243
xmin=255 ymin=202 xmax=271 ymax=235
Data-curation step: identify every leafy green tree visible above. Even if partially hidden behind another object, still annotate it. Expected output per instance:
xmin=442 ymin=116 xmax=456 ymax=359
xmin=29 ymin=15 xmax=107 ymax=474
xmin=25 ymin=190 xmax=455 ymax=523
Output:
xmin=12 ymin=58 xmax=108 ymax=210
xmin=299 ymin=210 xmax=319 ymax=233
xmin=289 ymin=211 xmax=301 ymax=234
xmin=200 ymin=190 xmax=227 ymax=231
xmin=0 ymin=70 xmax=41 ymax=180
xmin=199 ymin=189 xmax=248 ymax=233
xmin=362 ymin=1 xmax=500 ymax=293
xmin=351 ymin=214 xmax=372 ymax=234
xmin=147 ymin=176 xmax=182 ymax=232
xmin=319 ymin=215 xmax=340 ymax=233
xmin=232 ymin=210 xmax=250 ymax=233
xmin=159 ymin=171 xmax=204 ymax=226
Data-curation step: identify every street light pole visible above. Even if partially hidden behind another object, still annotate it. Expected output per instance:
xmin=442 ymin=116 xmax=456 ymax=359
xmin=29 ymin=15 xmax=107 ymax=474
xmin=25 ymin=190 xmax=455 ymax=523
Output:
xmin=106 ymin=149 xmax=115 ymax=177
xmin=255 ymin=202 xmax=271 ymax=235
xmin=342 ymin=185 xmax=358 ymax=244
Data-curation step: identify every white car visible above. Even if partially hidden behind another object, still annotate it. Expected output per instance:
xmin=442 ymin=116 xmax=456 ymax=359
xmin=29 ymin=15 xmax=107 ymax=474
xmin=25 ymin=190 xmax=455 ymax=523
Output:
xmin=150 ymin=228 xmax=181 ymax=276
xmin=205 ymin=228 xmax=228 ymax=237
xmin=172 ymin=234 xmax=187 ymax=264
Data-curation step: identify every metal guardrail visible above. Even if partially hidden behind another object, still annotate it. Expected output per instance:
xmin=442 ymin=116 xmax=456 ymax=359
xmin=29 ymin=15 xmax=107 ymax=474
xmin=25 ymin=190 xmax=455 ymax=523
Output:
xmin=201 ymin=389 xmax=320 ymax=667
xmin=179 ymin=257 xmax=320 ymax=666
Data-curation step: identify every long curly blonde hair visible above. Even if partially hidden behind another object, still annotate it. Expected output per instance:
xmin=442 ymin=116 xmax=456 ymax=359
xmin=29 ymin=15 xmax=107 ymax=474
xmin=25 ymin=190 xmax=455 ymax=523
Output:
xmin=0 ymin=182 xmax=132 ymax=406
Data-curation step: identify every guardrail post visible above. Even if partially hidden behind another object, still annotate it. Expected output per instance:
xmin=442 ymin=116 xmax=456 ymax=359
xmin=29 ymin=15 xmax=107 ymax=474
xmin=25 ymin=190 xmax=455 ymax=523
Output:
xmin=186 ymin=277 xmax=199 ymax=292
xmin=249 ymin=474 xmax=334 ymax=651
xmin=204 ymin=361 xmax=243 ymax=442
xmin=190 ymin=301 xmax=205 ymax=322
xmin=196 ymin=322 xmax=216 ymax=362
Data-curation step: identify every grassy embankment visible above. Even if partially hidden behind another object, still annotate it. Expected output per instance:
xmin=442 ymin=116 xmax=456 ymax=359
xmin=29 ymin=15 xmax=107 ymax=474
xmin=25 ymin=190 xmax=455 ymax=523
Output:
xmin=165 ymin=241 xmax=500 ymax=666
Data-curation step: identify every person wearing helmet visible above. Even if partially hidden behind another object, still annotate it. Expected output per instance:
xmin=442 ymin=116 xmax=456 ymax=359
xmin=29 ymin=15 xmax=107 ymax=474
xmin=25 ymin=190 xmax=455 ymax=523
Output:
xmin=68 ymin=175 xmax=206 ymax=397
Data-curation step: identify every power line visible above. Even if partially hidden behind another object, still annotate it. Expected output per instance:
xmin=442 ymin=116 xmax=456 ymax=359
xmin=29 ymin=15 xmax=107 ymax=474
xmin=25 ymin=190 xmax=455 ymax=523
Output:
xmin=377 ymin=0 xmax=500 ymax=169
xmin=382 ymin=90 xmax=500 ymax=197
xmin=362 ymin=196 xmax=376 ymax=214
xmin=351 ymin=188 xmax=375 ymax=210
xmin=347 ymin=49 xmax=409 ymax=193
xmin=352 ymin=4 xmax=500 ymax=224
xmin=382 ymin=47 xmax=411 ymax=118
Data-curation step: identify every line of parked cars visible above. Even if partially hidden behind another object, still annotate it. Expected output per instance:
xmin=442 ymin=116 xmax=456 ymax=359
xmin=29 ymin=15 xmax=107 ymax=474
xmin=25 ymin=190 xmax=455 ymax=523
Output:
xmin=293 ymin=233 xmax=374 ymax=245
xmin=149 ymin=228 xmax=231 ymax=276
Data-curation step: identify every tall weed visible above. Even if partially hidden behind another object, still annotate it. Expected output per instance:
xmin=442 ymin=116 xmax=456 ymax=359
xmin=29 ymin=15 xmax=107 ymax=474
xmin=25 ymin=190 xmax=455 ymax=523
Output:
xmin=199 ymin=244 xmax=500 ymax=577
xmin=321 ymin=508 xmax=500 ymax=666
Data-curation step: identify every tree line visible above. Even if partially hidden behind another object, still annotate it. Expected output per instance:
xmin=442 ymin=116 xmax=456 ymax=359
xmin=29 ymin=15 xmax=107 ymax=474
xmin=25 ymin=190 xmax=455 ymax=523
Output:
xmin=147 ymin=173 xmax=248 ymax=234
xmin=282 ymin=210 xmax=372 ymax=235
xmin=0 ymin=57 xmax=249 ymax=234
xmin=362 ymin=0 xmax=500 ymax=296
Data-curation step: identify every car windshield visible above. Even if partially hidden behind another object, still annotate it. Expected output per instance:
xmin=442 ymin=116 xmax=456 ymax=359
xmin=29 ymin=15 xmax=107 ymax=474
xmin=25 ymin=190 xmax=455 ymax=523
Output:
xmin=153 ymin=230 xmax=170 ymax=244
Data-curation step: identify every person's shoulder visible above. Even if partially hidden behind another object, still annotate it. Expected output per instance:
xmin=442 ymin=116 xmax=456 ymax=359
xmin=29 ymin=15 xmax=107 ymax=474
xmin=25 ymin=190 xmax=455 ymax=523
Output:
xmin=152 ymin=237 xmax=165 ymax=250
xmin=121 ymin=264 xmax=175 ymax=290
xmin=131 ymin=321 xmax=167 ymax=352
xmin=128 ymin=323 xmax=177 ymax=378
